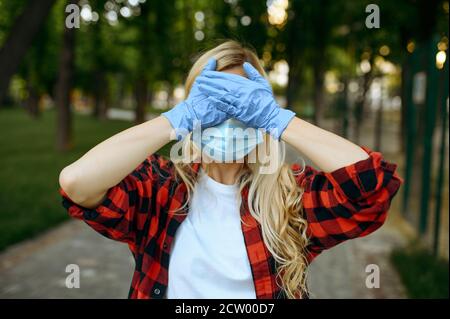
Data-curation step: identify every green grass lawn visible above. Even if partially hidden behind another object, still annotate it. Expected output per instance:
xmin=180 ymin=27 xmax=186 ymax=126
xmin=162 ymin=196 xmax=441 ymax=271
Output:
xmin=391 ymin=244 xmax=449 ymax=298
xmin=0 ymin=107 xmax=170 ymax=252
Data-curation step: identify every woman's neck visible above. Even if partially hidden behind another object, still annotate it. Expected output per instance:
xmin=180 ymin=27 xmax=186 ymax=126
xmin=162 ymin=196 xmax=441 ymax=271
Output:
xmin=201 ymin=162 xmax=244 ymax=185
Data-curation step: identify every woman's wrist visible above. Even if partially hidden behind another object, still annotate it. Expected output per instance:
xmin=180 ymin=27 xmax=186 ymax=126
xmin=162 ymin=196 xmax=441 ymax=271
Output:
xmin=269 ymin=108 xmax=296 ymax=140
xmin=153 ymin=115 xmax=178 ymax=142
xmin=280 ymin=115 xmax=301 ymax=143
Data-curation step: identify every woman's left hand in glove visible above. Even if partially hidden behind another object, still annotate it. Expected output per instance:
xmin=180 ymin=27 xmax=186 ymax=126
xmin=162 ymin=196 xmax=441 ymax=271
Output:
xmin=196 ymin=62 xmax=295 ymax=140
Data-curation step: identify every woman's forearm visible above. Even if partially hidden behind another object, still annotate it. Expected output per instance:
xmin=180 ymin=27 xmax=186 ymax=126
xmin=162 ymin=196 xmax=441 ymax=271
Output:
xmin=59 ymin=115 xmax=173 ymax=208
xmin=281 ymin=117 xmax=369 ymax=172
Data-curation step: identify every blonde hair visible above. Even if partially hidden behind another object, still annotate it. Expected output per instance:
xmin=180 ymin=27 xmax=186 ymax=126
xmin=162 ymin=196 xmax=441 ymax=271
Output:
xmin=174 ymin=40 xmax=309 ymax=298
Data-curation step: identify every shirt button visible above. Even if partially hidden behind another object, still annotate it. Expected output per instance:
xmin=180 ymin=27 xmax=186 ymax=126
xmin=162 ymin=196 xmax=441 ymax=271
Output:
xmin=154 ymin=288 xmax=161 ymax=295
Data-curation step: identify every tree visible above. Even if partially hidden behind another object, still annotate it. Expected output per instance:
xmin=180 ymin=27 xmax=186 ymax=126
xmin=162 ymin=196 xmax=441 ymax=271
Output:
xmin=283 ymin=0 xmax=306 ymax=110
xmin=55 ymin=0 xmax=76 ymax=151
xmin=309 ymin=0 xmax=332 ymax=125
xmin=0 ymin=0 xmax=56 ymax=104
xmin=90 ymin=0 xmax=110 ymax=120
xmin=19 ymin=6 xmax=62 ymax=118
xmin=133 ymin=2 xmax=151 ymax=124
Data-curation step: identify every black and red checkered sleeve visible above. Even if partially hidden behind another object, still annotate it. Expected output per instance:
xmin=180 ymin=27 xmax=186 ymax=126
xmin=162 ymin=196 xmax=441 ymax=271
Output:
xmin=60 ymin=154 xmax=173 ymax=246
xmin=292 ymin=146 xmax=403 ymax=261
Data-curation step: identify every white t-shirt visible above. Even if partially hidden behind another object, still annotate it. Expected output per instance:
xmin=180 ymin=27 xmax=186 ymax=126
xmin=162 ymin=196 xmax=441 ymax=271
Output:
xmin=166 ymin=170 xmax=256 ymax=299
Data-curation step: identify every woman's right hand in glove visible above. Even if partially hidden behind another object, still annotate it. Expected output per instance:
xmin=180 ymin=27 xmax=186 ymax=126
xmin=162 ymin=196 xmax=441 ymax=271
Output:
xmin=162 ymin=58 xmax=229 ymax=140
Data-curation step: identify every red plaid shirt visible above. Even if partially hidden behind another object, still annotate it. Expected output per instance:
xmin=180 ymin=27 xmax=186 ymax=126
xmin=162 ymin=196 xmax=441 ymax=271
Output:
xmin=60 ymin=146 xmax=402 ymax=299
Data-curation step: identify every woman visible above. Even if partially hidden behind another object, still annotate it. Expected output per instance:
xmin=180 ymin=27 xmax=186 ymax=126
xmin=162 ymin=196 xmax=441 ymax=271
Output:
xmin=59 ymin=40 xmax=402 ymax=299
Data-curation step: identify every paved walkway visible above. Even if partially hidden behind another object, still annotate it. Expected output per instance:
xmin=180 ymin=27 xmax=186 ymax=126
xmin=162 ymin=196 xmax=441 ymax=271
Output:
xmin=307 ymin=216 xmax=408 ymax=298
xmin=0 ymin=221 xmax=134 ymax=298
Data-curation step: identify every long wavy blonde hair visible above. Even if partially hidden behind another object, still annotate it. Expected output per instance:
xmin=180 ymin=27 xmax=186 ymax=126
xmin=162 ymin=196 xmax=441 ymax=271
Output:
xmin=173 ymin=40 xmax=310 ymax=298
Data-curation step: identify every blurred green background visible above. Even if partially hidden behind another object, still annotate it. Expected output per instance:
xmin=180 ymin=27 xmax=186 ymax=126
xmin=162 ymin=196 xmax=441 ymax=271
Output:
xmin=0 ymin=0 xmax=448 ymax=298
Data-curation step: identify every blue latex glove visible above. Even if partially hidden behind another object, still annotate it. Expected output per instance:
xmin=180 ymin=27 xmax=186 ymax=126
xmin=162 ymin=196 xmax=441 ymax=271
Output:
xmin=196 ymin=62 xmax=295 ymax=140
xmin=162 ymin=59 xmax=229 ymax=140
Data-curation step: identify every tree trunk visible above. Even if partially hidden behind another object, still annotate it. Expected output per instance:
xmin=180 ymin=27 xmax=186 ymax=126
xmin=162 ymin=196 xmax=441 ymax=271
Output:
xmin=285 ymin=37 xmax=301 ymax=110
xmin=338 ymin=75 xmax=350 ymax=138
xmin=91 ymin=14 xmax=108 ymax=120
xmin=286 ymin=68 xmax=300 ymax=110
xmin=0 ymin=0 xmax=56 ymax=104
xmin=399 ymin=28 xmax=412 ymax=153
xmin=134 ymin=1 xmax=150 ymax=124
xmin=93 ymin=71 xmax=108 ymax=120
xmin=135 ymin=78 xmax=148 ymax=124
xmin=284 ymin=0 xmax=303 ymax=111
xmin=374 ymin=77 xmax=384 ymax=151
xmin=353 ymin=70 xmax=373 ymax=143
xmin=312 ymin=62 xmax=325 ymax=126
xmin=399 ymin=58 xmax=409 ymax=153
xmin=55 ymin=0 xmax=76 ymax=152
xmin=26 ymin=84 xmax=40 ymax=118
xmin=311 ymin=0 xmax=327 ymax=126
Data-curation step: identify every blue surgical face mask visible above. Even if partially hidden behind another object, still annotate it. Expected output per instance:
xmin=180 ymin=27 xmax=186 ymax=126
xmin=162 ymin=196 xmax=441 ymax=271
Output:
xmin=193 ymin=119 xmax=264 ymax=162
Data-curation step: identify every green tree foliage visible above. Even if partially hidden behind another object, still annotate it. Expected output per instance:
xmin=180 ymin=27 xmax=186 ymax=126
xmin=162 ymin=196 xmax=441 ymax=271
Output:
xmin=0 ymin=0 xmax=447 ymax=124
